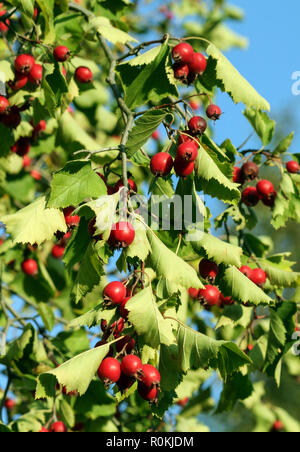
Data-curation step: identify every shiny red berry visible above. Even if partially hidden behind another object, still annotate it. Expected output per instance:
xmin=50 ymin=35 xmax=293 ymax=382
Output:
xmin=138 ymin=383 xmax=158 ymax=403
xmin=241 ymin=161 xmax=259 ymax=180
xmin=150 ymin=152 xmax=174 ymax=177
xmin=50 ymin=422 xmax=67 ymax=433
xmin=121 ymin=355 xmax=143 ymax=378
xmin=172 ymin=43 xmax=194 ymax=64
xmin=176 ymin=142 xmax=198 ymax=163
xmin=174 ymin=158 xmax=195 ymax=177
xmin=103 ymin=281 xmax=126 ymax=305
xmin=51 ymin=245 xmax=65 ymax=259
xmin=115 ymin=178 xmax=137 ymax=193
xmin=22 ymin=259 xmax=38 ymax=276
xmin=250 ymin=268 xmax=267 ymax=286
xmin=256 ymin=180 xmax=274 ymax=198
xmin=0 ymin=96 xmax=10 ymax=114
xmin=178 ymin=131 xmax=196 ymax=145
xmin=39 ymin=427 xmax=49 ymax=432
xmin=233 ymin=166 xmax=244 ymax=184
xmin=120 ymin=297 xmax=131 ymax=319
xmin=272 ymin=420 xmax=284 ymax=432
xmin=220 ymin=295 xmax=235 ymax=306
xmin=116 ymin=335 xmax=135 ymax=354
xmin=0 ymin=10 xmax=10 ymax=32
xmin=199 ymin=285 xmax=221 ymax=306
xmin=53 ymin=46 xmax=71 ymax=62
xmin=97 ymin=357 xmax=121 ymax=385
xmin=23 ymin=155 xmax=31 ymax=168
xmin=75 ymin=66 xmax=93 ymax=83
xmin=199 ymin=259 xmax=219 ymax=282
xmin=206 ymin=104 xmax=222 ymax=120
xmin=188 ymin=116 xmax=207 ymax=135
xmin=286 ymin=160 xmax=299 ymax=174
xmin=188 ymin=52 xmax=207 ymax=75
xmin=4 ymin=398 xmax=15 ymax=410
xmin=173 ymin=62 xmax=189 ymax=82
xmin=14 ymin=54 xmax=35 ymax=75
xmin=109 ymin=222 xmax=135 ymax=248
xmin=242 ymin=186 xmax=260 ymax=207
xmin=140 ymin=364 xmax=161 ymax=389
xmin=239 ymin=265 xmax=253 ymax=279
xmin=63 ymin=207 xmax=80 ymax=227
xmin=262 ymin=190 xmax=277 ymax=208
xmin=31 ymin=170 xmax=42 ymax=181
xmin=188 ymin=287 xmax=199 ymax=299
xmin=28 ymin=64 xmax=43 ymax=85
xmin=9 ymin=73 xmax=28 ymax=91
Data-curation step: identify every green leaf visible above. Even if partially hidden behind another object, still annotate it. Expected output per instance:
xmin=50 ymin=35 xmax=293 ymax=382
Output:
xmin=191 ymin=232 xmax=242 ymax=267
xmin=146 ymin=230 xmax=203 ymax=294
xmin=88 ymin=16 xmax=137 ymax=44
xmin=125 ymin=224 xmax=151 ymax=262
xmin=68 ymin=302 xmax=116 ymax=329
xmin=195 ymin=145 xmax=241 ymax=203
xmin=216 ymin=372 xmax=253 ymax=413
xmin=2 ymin=196 xmax=67 ymax=245
xmin=36 ymin=342 xmax=110 ymax=398
xmin=126 ymin=109 xmax=170 ymax=158
xmin=47 ymin=160 xmax=107 ymax=209
xmin=0 ymin=124 xmax=14 ymax=157
xmin=273 ymin=132 xmax=294 ymax=154
xmin=206 ymin=43 xmax=270 ymax=111
xmin=59 ymin=399 xmax=75 ymax=429
xmin=261 ymin=261 xmax=300 ymax=287
xmin=127 ymin=286 xmax=176 ymax=348
xmin=127 ymin=46 xmax=161 ymax=66
xmin=35 ymin=0 xmax=55 ymax=43
xmin=244 ymin=108 xmax=276 ymax=145
xmin=37 ymin=303 xmax=55 ymax=332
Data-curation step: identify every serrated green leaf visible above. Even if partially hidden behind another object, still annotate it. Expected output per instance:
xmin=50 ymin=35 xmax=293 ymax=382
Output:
xmin=88 ymin=16 xmax=137 ymax=44
xmin=191 ymin=232 xmax=242 ymax=267
xmin=244 ymin=108 xmax=276 ymax=145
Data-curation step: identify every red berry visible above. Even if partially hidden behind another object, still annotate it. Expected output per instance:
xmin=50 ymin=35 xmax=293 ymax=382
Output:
xmin=256 ymin=180 xmax=274 ymax=198
xmin=140 ymin=364 xmax=161 ymax=389
xmin=11 ymin=137 xmax=31 ymax=156
xmin=115 ymin=178 xmax=137 ymax=193
xmin=22 ymin=259 xmax=38 ymax=276
xmin=31 ymin=170 xmax=42 ymax=181
xmin=109 ymin=222 xmax=135 ymax=248
xmin=33 ymin=120 xmax=47 ymax=134
xmin=241 ymin=161 xmax=259 ymax=180
xmin=28 ymin=64 xmax=43 ymax=85
xmin=250 ymin=268 xmax=267 ymax=286
xmin=117 ymin=373 xmax=135 ymax=393
xmin=0 ymin=10 xmax=10 ymax=32
xmin=176 ymin=142 xmax=198 ymax=163
xmin=233 ymin=166 xmax=244 ymax=184
xmin=116 ymin=335 xmax=135 ymax=354
xmin=188 ymin=116 xmax=207 ymax=135
xmin=286 ymin=160 xmax=299 ymax=174
xmin=174 ymin=158 xmax=195 ymax=177
xmin=138 ymin=382 xmax=158 ymax=403
xmin=103 ymin=281 xmax=126 ymax=305
xmin=63 ymin=207 xmax=80 ymax=227
xmin=23 ymin=155 xmax=31 ymax=168
xmin=4 ymin=398 xmax=15 ymax=410
xmin=14 ymin=54 xmax=35 ymax=75
xmin=189 ymin=100 xmax=200 ymax=111
xmin=262 ymin=190 xmax=277 ymax=208
xmin=112 ymin=318 xmax=125 ymax=337
xmin=9 ymin=73 xmax=28 ymax=91
xmin=206 ymin=104 xmax=222 ymax=121
xmin=97 ymin=357 xmax=121 ymax=385
xmin=220 ymin=295 xmax=235 ymax=306
xmin=150 ymin=152 xmax=174 ymax=177
xmin=0 ymin=96 xmax=10 ymax=114
xmin=121 ymin=355 xmax=143 ymax=378
xmin=188 ymin=52 xmax=207 ymax=75
xmin=39 ymin=427 xmax=49 ymax=432
xmin=51 ymin=245 xmax=65 ymax=259
xmin=199 ymin=285 xmax=221 ymax=306
xmin=50 ymin=422 xmax=67 ymax=433
xmin=33 ymin=8 xmax=38 ymax=20
xmin=120 ymin=296 xmax=131 ymax=319
xmin=199 ymin=259 xmax=219 ymax=282
xmin=177 ymin=397 xmax=189 ymax=407
xmin=75 ymin=66 xmax=93 ymax=84
xmin=242 ymin=186 xmax=260 ymax=207
xmin=172 ymin=43 xmax=194 ymax=64
xmin=152 ymin=130 xmax=160 ymax=140
xmin=272 ymin=420 xmax=284 ymax=432
xmin=1 ymin=108 xmax=21 ymax=128
xmin=173 ymin=62 xmax=189 ymax=82
xmin=178 ymin=130 xmax=196 ymax=145
xmin=188 ymin=287 xmax=199 ymax=299
xmin=53 ymin=46 xmax=70 ymax=62
xmin=239 ymin=266 xmax=253 ymax=279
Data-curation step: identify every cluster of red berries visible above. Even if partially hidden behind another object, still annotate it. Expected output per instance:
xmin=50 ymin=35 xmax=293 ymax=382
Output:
xmin=108 ymin=221 xmax=135 ymax=249
xmin=103 ymin=281 xmax=131 ymax=318
xmin=39 ymin=421 xmax=67 ymax=433
xmin=234 ymin=162 xmax=277 ymax=208
xmin=239 ymin=265 xmax=267 ymax=287
xmin=172 ymin=42 xmax=207 ymax=85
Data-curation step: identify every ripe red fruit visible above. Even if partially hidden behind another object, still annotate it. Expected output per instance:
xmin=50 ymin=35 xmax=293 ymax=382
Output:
xmin=117 ymin=373 xmax=135 ymax=393
xmin=220 ymin=295 xmax=235 ymax=306
xmin=250 ymin=268 xmax=267 ymax=286
xmin=233 ymin=166 xmax=244 ymax=184
xmin=172 ymin=43 xmax=194 ymax=64
xmin=199 ymin=259 xmax=219 ymax=282
xmin=116 ymin=335 xmax=135 ymax=354
xmin=286 ymin=160 xmax=299 ymax=174
xmin=150 ymin=152 xmax=174 ymax=177
xmin=14 ymin=54 xmax=35 ymax=75
xmin=22 ymin=259 xmax=38 ymax=276
xmin=241 ymin=161 xmax=259 ymax=180
xmin=239 ymin=265 xmax=253 ymax=279
xmin=206 ymin=104 xmax=222 ymax=121
xmin=140 ymin=364 xmax=161 ymax=389
xmin=0 ymin=10 xmax=10 ymax=32
xmin=138 ymin=382 xmax=158 ymax=403
xmin=11 ymin=137 xmax=31 ymax=156
xmin=103 ymin=281 xmax=126 ymax=305
xmin=1 ymin=108 xmax=21 ymax=128
xmin=178 ymin=130 xmax=196 ymax=145
xmin=262 ymin=190 xmax=277 ymax=208
xmin=256 ymin=180 xmax=274 ymax=198
xmin=115 ymin=178 xmax=137 ymax=193
xmin=176 ymin=142 xmax=198 ymax=163
xmin=28 ymin=64 xmax=43 ymax=85
xmin=152 ymin=130 xmax=160 ymax=140
xmin=272 ymin=420 xmax=284 ymax=432
xmin=109 ymin=222 xmax=135 ymax=248
xmin=63 ymin=207 xmax=80 ymax=227
xmin=31 ymin=170 xmax=42 ymax=181
xmin=23 ymin=155 xmax=31 ymax=168
xmin=173 ymin=62 xmax=189 ymax=82
xmin=177 ymin=397 xmax=189 ymax=407
xmin=189 ymin=100 xmax=200 ymax=111
xmin=188 ymin=287 xmax=199 ymax=299
xmin=53 ymin=46 xmax=71 ymax=62
xmin=97 ymin=357 xmax=121 ymax=385
xmin=9 ymin=73 xmax=28 ymax=91
xmin=4 ymin=398 xmax=15 ymax=410
xmin=52 ymin=245 xmax=65 ymax=259
xmin=199 ymin=285 xmax=221 ymax=306
xmin=33 ymin=120 xmax=47 ymax=134
xmin=188 ymin=52 xmax=207 ymax=75
xmin=121 ymin=355 xmax=143 ymax=378
xmin=112 ymin=318 xmax=125 ymax=337
xmin=174 ymin=158 xmax=195 ymax=177
xmin=50 ymin=422 xmax=67 ymax=433
xmin=39 ymin=427 xmax=49 ymax=432
xmin=188 ymin=116 xmax=207 ymax=135
xmin=0 ymin=96 xmax=10 ymax=114
xmin=75 ymin=66 xmax=93 ymax=84
xmin=120 ymin=297 xmax=131 ymax=319
xmin=242 ymin=186 xmax=260 ymax=207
